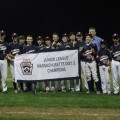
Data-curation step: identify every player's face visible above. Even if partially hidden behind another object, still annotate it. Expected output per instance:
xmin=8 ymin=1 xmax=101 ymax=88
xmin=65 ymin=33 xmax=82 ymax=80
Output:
xmin=45 ymin=40 xmax=51 ymax=46
xmin=76 ymin=35 xmax=83 ymax=42
xmin=101 ymin=44 xmax=105 ymax=48
xmin=0 ymin=35 xmax=6 ymax=40
xmin=37 ymin=40 xmax=43 ymax=45
xmin=113 ymin=38 xmax=119 ymax=45
xmin=12 ymin=36 xmax=18 ymax=42
xmin=89 ymin=29 xmax=96 ymax=37
xmin=62 ymin=36 xmax=68 ymax=43
xmin=85 ymin=36 xmax=92 ymax=43
xmin=26 ymin=37 xmax=33 ymax=45
xmin=19 ymin=39 xmax=25 ymax=45
xmin=69 ymin=34 xmax=76 ymax=41
xmin=53 ymin=35 xmax=59 ymax=42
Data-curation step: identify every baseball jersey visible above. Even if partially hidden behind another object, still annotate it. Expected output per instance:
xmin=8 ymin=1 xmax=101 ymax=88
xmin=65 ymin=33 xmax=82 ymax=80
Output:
xmin=37 ymin=44 xmax=45 ymax=52
xmin=82 ymin=42 xmax=97 ymax=63
xmin=0 ymin=41 xmax=9 ymax=60
xmin=23 ymin=45 xmax=37 ymax=53
xmin=75 ymin=41 xmax=86 ymax=61
xmin=59 ymin=43 xmax=73 ymax=49
xmin=9 ymin=42 xmax=23 ymax=55
xmin=98 ymin=48 xmax=111 ymax=66
xmin=110 ymin=44 xmax=120 ymax=62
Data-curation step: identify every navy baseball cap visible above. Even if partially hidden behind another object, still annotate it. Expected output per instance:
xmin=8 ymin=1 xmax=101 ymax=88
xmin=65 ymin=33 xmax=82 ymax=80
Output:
xmin=76 ymin=32 xmax=83 ymax=36
xmin=12 ymin=33 xmax=18 ymax=37
xmin=37 ymin=36 xmax=43 ymax=41
xmin=45 ymin=36 xmax=51 ymax=41
xmin=100 ymin=40 xmax=107 ymax=45
xmin=62 ymin=33 xmax=68 ymax=37
xmin=112 ymin=33 xmax=119 ymax=39
xmin=0 ymin=30 xmax=6 ymax=36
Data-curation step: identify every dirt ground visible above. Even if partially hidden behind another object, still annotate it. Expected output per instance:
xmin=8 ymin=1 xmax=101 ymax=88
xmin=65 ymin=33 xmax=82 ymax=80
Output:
xmin=0 ymin=107 xmax=120 ymax=120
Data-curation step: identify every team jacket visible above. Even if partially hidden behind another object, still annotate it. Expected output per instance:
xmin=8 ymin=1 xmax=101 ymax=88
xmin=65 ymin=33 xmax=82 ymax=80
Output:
xmin=0 ymin=41 xmax=9 ymax=60
xmin=98 ymin=48 xmax=111 ymax=66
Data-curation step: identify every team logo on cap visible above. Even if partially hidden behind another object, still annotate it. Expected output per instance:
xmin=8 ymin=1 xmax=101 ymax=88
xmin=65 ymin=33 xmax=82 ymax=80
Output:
xmin=20 ymin=59 xmax=33 ymax=75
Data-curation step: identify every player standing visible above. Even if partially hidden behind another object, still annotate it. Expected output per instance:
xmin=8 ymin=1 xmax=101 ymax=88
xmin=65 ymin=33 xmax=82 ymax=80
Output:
xmin=97 ymin=40 xmax=111 ymax=95
xmin=8 ymin=33 xmax=23 ymax=93
xmin=23 ymin=35 xmax=37 ymax=93
xmin=0 ymin=30 xmax=9 ymax=93
xmin=80 ymin=33 xmax=101 ymax=94
xmin=110 ymin=33 xmax=120 ymax=95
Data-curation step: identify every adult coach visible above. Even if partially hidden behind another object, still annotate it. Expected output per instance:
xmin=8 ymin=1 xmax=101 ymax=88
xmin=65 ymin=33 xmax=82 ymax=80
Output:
xmin=0 ymin=30 xmax=9 ymax=93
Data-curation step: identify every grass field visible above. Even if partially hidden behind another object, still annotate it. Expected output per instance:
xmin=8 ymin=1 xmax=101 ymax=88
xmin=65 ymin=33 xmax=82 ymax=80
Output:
xmin=0 ymin=67 xmax=120 ymax=120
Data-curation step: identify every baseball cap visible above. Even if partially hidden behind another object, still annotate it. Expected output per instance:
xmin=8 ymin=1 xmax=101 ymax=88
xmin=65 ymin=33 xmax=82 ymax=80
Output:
xmin=0 ymin=30 xmax=6 ymax=36
xmin=100 ymin=39 xmax=107 ymax=45
xmin=12 ymin=33 xmax=18 ymax=37
xmin=37 ymin=36 xmax=43 ymax=41
xmin=45 ymin=36 xmax=51 ymax=41
xmin=112 ymin=33 xmax=119 ymax=39
xmin=85 ymin=33 xmax=92 ymax=38
xmin=76 ymin=32 xmax=83 ymax=36
xmin=69 ymin=32 xmax=75 ymax=36
xmin=62 ymin=33 xmax=68 ymax=37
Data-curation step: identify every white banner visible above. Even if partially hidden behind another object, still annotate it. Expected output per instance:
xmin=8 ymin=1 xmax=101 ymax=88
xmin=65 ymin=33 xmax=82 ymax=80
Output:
xmin=14 ymin=50 xmax=79 ymax=81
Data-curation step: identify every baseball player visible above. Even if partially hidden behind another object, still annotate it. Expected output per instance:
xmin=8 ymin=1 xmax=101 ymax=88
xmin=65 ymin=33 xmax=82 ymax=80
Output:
xmin=8 ymin=33 xmax=23 ymax=93
xmin=23 ymin=35 xmax=37 ymax=93
xmin=110 ymin=33 xmax=120 ymax=95
xmin=52 ymin=33 xmax=61 ymax=92
xmin=18 ymin=35 xmax=26 ymax=92
xmin=89 ymin=27 xmax=102 ymax=92
xmin=75 ymin=32 xmax=88 ymax=92
xmin=43 ymin=36 xmax=55 ymax=93
xmin=0 ymin=30 xmax=9 ymax=93
xmin=69 ymin=32 xmax=76 ymax=92
xmin=59 ymin=33 xmax=73 ymax=92
xmin=37 ymin=36 xmax=45 ymax=92
xmin=97 ymin=40 xmax=111 ymax=95
xmin=80 ymin=33 xmax=101 ymax=94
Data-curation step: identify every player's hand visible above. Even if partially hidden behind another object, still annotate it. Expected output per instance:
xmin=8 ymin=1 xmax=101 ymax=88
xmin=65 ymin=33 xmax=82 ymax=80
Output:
xmin=66 ymin=45 xmax=70 ymax=48
xmin=79 ymin=47 xmax=83 ymax=52
xmin=91 ymin=48 xmax=95 ymax=53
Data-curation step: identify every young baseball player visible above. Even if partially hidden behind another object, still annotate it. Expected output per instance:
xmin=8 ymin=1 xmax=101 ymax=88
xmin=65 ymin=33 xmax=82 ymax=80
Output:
xmin=18 ymin=35 xmax=26 ymax=92
xmin=75 ymin=32 xmax=88 ymax=92
xmin=23 ymin=35 xmax=37 ymax=93
xmin=110 ymin=33 xmax=120 ymax=95
xmin=80 ymin=33 xmax=101 ymax=94
xmin=37 ymin=36 xmax=45 ymax=92
xmin=43 ymin=36 xmax=55 ymax=93
xmin=52 ymin=33 xmax=61 ymax=92
xmin=97 ymin=40 xmax=111 ymax=95
xmin=8 ymin=33 xmax=23 ymax=93
xmin=0 ymin=30 xmax=9 ymax=93
xmin=59 ymin=33 xmax=73 ymax=92
xmin=89 ymin=27 xmax=103 ymax=92
xmin=69 ymin=32 xmax=76 ymax=91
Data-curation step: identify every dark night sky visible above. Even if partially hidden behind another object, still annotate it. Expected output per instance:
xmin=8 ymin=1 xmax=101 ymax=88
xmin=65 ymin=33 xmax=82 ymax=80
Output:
xmin=0 ymin=0 xmax=120 ymax=46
